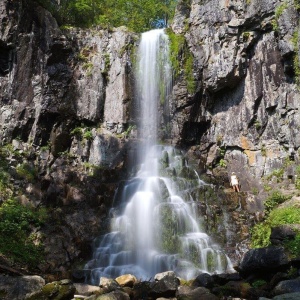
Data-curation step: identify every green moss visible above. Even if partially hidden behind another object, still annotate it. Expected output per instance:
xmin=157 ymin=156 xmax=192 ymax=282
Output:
xmin=158 ymin=205 xmax=182 ymax=254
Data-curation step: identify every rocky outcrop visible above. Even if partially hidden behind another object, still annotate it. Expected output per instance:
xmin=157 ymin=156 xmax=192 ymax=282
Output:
xmin=0 ymin=275 xmax=45 ymax=300
xmin=0 ymin=0 xmax=137 ymax=163
xmin=170 ymin=0 xmax=300 ymax=189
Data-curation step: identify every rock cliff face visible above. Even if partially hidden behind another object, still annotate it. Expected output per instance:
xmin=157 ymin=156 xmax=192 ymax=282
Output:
xmin=1 ymin=0 xmax=300 ymax=279
xmin=171 ymin=0 xmax=300 ymax=190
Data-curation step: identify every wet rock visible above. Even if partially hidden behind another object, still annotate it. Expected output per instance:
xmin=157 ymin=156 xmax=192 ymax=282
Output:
xmin=177 ymin=286 xmax=219 ymax=300
xmin=74 ymin=283 xmax=101 ymax=296
xmin=149 ymin=273 xmax=180 ymax=298
xmin=273 ymin=277 xmax=300 ymax=295
xmin=211 ymin=272 xmax=242 ymax=285
xmin=238 ymin=246 xmax=289 ymax=278
xmin=273 ymin=292 xmax=300 ymax=300
xmin=191 ymin=273 xmax=214 ymax=289
xmin=0 ymin=275 xmax=45 ymax=300
xmin=95 ymin=290 xmax=130 ymax=300
xmin=25 ymin=279 xmax=76 ymax=300
xmin=99 ymin=278 xmax=121 ymax=292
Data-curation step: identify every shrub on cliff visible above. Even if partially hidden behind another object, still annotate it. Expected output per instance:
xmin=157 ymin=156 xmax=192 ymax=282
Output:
xmin=251 ymin=200 xmax=300 ymax=257
xmin=0 ymin=199 xmax=47 ymax=267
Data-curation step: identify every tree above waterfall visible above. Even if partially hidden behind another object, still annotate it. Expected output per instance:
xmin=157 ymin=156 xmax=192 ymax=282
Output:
xmin=36 ymin=0 xmax=178 ymax=32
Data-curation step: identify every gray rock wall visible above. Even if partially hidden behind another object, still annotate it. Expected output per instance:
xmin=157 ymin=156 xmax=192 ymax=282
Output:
xmin=170 ymin=0 xmax=300 ymax=188
xmin=0 ymin=0 xmax=137 ymax=168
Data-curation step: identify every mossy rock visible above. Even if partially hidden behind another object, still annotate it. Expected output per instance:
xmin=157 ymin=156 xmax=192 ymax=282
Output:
xmin=26 ymin=279 xmax=76 ymax=300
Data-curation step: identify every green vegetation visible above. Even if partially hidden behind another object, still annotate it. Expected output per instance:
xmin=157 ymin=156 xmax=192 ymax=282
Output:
xmin=252 ymin=279 xmax=267 ymax=289
xmin=83 ymin=130 xmax=93 ymax=141
xmin=158 ymin=205 xmax=181 ymax=253
xmin=35 ymin=0 xmax=178 ymax=32
xmin=264 ymin=191 xmax=287 ymax=216
xmin=271 ymin=1 xmax=288 ymax=31
xmin=291 ymin=30 xmax=300 ymax=85
xmin=254 ymin=120 xmax=261 ymax=130
xmin=218 ymin=159 xmax=227 ymax=168
xmin=166 ymin=29 xmax=196 ymax=94
xmin=266 ymin=168 xmax=284 ymax=182
xmin=251 ymin=190 xmax=300 ymax=257
xmin=0 ymin=199 xmax=47 ymax=266
xmin=295 ymin=166 xmax=300 ymax=189
xmin=16 ymin=163 xmax=37 ymax=183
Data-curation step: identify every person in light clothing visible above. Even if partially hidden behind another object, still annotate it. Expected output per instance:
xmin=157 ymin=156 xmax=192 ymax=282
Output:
xmin=230 ymin=172 xmax=240 ymax=192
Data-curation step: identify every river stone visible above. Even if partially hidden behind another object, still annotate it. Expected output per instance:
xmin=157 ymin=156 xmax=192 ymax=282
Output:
xmin=0 ymin=275 xmax=45 ymax=300
xmin=95 ymin=290 xmax=130 ymax=300
xmin=192 ymin=273 xmax=214 ymax=288
xmin=177 ymin=286 xmax=219 ymax=300
xmin=25 ymin=279 xmax=76 ymax=300
xmin=99 ymin=278 xmax=120 ymax=292
xmin=115 ymin=274 xmax=137 ymax=287
xmin=273 ymin=277 xmax=300 ymax=295
xmin=74 ymin=283 xmax=101 ymax=296
xmin=273 ymin=292 xmax=300 ymax=300
xmin=238 ymin=246 xmax=289 ymax=277
xmin=154 ymin=271 xmax=177 ymax=281
xmin=149 ymin=273 xmax=180 ymax=298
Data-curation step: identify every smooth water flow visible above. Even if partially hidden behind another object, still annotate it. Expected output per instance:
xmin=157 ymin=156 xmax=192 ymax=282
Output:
xmin=85 ymin=30 xmax=233 ymax=284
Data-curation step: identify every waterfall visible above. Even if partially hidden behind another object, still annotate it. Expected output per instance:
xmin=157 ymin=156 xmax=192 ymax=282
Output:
xmin=84 ymin=29 xmax=233 ymax=284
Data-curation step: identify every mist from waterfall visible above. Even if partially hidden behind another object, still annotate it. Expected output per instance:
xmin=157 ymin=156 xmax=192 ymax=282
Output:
xmin=84 ymin=29 xmax=233 ymax=284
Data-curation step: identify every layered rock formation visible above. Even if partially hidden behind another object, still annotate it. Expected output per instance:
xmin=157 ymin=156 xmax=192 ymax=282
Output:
xmin=171 ymin=0 xmax=300 ymax=189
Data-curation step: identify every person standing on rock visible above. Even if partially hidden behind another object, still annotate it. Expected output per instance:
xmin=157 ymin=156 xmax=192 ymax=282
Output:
xmin=230 ymin=172 xmax=240 ymax=192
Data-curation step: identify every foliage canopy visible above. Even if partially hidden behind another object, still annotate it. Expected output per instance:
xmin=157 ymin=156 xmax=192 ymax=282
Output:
xmin=36 ymin=0 xmax=178 ymax=32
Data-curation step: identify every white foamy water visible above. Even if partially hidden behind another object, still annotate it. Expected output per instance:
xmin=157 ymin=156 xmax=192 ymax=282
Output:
xmin=85 ymin=30 xmax=233 ymax=284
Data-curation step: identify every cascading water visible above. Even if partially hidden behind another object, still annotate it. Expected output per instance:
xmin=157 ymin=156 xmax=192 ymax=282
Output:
xmin=84 ymin=29 xmax=233 ymax=284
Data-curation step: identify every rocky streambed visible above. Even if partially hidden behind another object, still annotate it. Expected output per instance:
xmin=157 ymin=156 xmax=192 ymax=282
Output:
xmin=1 ymin=244 xmax=300 ymax=300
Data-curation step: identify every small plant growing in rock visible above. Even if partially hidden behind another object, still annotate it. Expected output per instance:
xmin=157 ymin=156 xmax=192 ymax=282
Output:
xmin=261 ymin=144 xmax=267 ymax=157
xmin=16 ymin=163 xmax=37 ymax=183
xmin=254 ymin=120 xmax=262 ymax=130
xmin=218 ymin=159 xmax=227 ymax=168
xmin=71 ymin=127 xmax=83 ymax=138
xmin=83 ymin=130 xmax=93 ymax=141
xmin=252 ymin=279 xmax=267 ymax=289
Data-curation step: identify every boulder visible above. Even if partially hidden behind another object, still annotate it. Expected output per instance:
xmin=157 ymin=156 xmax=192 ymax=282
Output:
xmin=95 ymin=290 xmax=130 ymax=300
xmin=273 ymin=292 xmax=300 ymax=300
xmin=154 ymin=271 xmax=177 ymax=281
xmin=273 ymin=277 xmax=300 ymax=295
xmin=115 ymin=274 xmax=137 ymax=287
xmin=99 ymin=277 xmax=121 ymax=293
xmin=270 ymin=226 xmax=297 ymax=245
xmin=149 ymin=273 xmax=180 ymax=298
xmin=177 ymin=286 xmax=219 ymax=300
xmin=25 ymin=279 xmax=76 ymax=300
xmin=0 ymin=275 xmax=45 ymax=300
xmin=191 ymin=273 xmax=214 ymax=289
xmin=238 ymin=246 xmax=289 ymax=277
xmin=74 ymin=283 xmax=101 ymax=296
